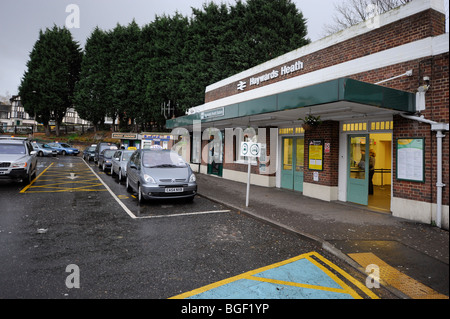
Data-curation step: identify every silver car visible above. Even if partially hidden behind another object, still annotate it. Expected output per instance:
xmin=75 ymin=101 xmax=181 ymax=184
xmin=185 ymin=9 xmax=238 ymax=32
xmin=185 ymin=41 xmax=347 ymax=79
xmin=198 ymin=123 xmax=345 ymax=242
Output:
xmin=111 ymin=149 xmax=134 ymax=183
xmin=32 ymin=142 xmax=57 ymax=157
xmin=126 ymin=149 xmax=197 ymax=203
xmin=0 ymin=137 xmax=38 ymax=184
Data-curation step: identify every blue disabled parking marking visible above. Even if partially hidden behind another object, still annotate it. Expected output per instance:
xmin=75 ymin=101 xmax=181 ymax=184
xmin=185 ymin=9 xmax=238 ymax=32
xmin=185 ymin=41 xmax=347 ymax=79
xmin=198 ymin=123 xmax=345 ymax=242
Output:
xmin=255 ymin=258 xmax=343 ymax=290
xmin=171 ymin=252 xmax=379 ymax=299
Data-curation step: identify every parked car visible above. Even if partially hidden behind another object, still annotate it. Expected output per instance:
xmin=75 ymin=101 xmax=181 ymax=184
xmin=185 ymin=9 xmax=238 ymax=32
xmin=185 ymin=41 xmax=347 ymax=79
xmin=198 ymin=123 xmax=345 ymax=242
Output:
xmin=0 ymin=137 xmax=38 ymax=184
xmin=32 ymin=142 xmax=57 ymax=157
xmin=111 ymin=149 xmax=134 ymax=183
xmin=82 ymin=146 xmax=96 ymax=161
xmin=98 ymin=149 xmax=116 ymax=172
xmin=126 ymin=148 xmax=197 ymax=203
xmin=94 ymin=142 xmax=118 ymax=164
xmin=48 ymin=142 xmax=79 ymax=156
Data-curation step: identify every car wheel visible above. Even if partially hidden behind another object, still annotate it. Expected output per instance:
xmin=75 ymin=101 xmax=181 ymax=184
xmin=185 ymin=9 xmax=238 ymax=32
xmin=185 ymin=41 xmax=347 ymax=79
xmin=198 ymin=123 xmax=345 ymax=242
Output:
xmin=38 ymin=151 xmax=43 ymax=157
xmin=185 ymin=196 xmax=195 ymax=203
xmin=102 ymin=163 xmax=106 ymax=172
xmin=110 ymin=166 xmax=115 ymax=176
xmin=62 ymin=150 xmax=66 ymax=156
xmin=118 ymin=170 xmax=122 ymax=183
xmin=138 ymin=185 xmax=144 ymax=204
xmin=126 ymin=177 xmax=132 ymax=192
xmin=22 ymin=170 xmax=33 ymax=185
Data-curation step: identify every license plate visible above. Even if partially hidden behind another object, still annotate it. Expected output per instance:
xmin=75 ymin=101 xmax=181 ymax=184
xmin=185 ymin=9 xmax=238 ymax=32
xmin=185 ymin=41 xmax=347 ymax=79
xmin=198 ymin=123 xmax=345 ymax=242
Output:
xmin=165 ymin=187 xmax=183 ymax=193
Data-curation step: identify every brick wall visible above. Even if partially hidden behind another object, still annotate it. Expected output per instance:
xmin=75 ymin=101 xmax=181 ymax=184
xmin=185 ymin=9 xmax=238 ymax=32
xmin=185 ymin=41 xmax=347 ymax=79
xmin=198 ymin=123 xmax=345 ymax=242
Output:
xmin=348 ymin=52 xmax=448 ymax=206
xmin=200 ymin=52 xmax=449 ymax=205
xmin=198 ymin=7 xmax=448 ymax=207
xmin=205 ymin=9 xmax=446 ymax=103
xmin=303 ymin=121 xmax=340 ymax=187
xmin=390 ymin=52 xmax=449 ymax=206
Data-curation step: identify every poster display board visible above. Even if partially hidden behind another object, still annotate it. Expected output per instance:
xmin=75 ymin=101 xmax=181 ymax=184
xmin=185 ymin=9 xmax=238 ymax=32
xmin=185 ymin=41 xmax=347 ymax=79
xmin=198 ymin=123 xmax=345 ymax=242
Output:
xmin=396 ymin=138 xmax=425 ymax=182
xmin=308 ymin=139 xmax=323 ymax=171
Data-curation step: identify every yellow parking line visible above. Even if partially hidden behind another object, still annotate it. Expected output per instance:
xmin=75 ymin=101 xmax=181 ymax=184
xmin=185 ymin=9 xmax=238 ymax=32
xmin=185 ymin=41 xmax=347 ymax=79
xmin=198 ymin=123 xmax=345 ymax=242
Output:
xmin=309 ymin=252 xmax=380 ymax=299
xmin=25 ymin=189 xmax=107 ymax=193
xmin=170 ymin=252 xmax=378 ymax=299
xmin=170 ymin=252 xmax=312 ymax=299
xmin=349 ymin=252 xmax=448 ymax=299
xmin=246 ymin=275 xmax=349 ymax=295
xmin=28 ymin=179 xmax=101 ymax=188
xmin=21 ymin=160 xmax=108 ymax=194
xmin=20 ymin=162 xmax=54 ymax=193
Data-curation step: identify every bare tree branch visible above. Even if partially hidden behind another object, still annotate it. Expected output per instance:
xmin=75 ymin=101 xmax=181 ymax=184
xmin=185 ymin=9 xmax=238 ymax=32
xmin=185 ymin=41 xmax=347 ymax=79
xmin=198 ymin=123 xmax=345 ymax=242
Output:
xmin=322 ymin=0 xmax=411 ymax=37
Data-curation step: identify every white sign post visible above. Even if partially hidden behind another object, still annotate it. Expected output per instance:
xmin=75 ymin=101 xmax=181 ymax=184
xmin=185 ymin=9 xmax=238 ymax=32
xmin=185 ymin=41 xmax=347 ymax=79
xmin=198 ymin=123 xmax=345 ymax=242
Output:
xmin=241 ymin=142 xmax=261 ymax=207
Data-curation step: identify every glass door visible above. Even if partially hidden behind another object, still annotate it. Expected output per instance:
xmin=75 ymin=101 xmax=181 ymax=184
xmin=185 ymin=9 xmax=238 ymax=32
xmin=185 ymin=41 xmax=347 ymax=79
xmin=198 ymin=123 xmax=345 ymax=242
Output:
xmin=294 ymin=138 xmax=304 ymax=192
xmin=207 ymin=131 xmax=223 ymax=177
xmin=281 ymin=137 xmax=304 ymax=192
xmin=347 ymin=135 xmax=369 ymax=205
xmin=281 ymin=137 xmax=294 ymax=189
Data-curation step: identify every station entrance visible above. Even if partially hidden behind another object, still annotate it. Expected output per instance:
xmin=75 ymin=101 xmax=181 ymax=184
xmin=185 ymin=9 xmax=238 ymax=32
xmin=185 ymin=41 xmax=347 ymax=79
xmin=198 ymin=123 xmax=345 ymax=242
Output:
xmin=281 ymin=136 xmax=304 ymax=192
xmin=346 ymin=123 xmax=392 ymax=212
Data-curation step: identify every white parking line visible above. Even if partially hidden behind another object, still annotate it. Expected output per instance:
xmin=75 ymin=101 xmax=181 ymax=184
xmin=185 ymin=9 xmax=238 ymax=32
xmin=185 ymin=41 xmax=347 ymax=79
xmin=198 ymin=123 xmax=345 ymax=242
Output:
xmin=83 ymin=159 xmax=137 ymax=219
xmin=136 ymin=210 xmax=230 ymax=219
xmin=83 ymin=159 xmax=231 ymax=220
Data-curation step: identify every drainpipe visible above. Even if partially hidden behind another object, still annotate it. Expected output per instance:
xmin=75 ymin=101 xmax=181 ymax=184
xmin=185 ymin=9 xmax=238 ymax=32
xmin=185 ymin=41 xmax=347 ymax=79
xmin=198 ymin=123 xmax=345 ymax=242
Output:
xmin=400 ymin=113 xmax=449 ymax=228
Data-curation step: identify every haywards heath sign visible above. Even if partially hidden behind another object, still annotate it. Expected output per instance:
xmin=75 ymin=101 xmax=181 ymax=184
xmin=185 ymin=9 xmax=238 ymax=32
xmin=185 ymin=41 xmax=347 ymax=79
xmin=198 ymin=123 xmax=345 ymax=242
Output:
xmin=200 ymin=107 xmax=225 ymax=120
xmin=237 ymin=60 xmax=304 ymax=91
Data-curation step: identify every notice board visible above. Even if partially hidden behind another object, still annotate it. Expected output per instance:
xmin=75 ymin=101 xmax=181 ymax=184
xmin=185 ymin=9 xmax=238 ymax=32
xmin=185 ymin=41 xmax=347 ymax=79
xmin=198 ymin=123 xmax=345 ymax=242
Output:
xmin=308 ymin=139 xmax=323 ymax=171
xmin=396 ymin=138 xmax=424 ymax=182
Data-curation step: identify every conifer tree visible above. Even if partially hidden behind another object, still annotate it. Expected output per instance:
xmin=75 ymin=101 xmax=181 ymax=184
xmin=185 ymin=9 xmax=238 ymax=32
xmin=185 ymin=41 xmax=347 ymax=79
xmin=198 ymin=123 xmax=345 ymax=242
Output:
xmin=143 ymin=13 xmax=189 ymax=128
xmin=74 ymin=27 xmax=110 ymax=132
xmin=19 ymin=25 xmax=81 ymax=136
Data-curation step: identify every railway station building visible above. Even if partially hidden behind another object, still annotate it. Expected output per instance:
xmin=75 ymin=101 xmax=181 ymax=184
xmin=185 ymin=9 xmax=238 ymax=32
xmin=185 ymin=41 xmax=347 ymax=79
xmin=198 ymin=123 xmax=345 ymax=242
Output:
xmin=166 ymin=0 xmax=449 ymax=229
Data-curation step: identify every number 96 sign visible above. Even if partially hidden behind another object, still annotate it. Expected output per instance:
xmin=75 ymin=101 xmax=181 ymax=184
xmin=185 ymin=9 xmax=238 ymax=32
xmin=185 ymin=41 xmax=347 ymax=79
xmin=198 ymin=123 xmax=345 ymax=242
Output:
xmin=240 ymin=142 xmax=261 ymax=157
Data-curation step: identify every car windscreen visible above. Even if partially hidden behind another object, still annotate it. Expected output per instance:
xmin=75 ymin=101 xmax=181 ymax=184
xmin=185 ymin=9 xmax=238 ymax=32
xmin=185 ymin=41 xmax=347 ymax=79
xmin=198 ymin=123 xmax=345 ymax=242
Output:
xmin=0 ymin=144 xmax=26 ymax=154
xmin=122 ymin=152 xmax=133 ymax=161
xmin=103 ymin=150 xmax=116 ymax=158
xmin=142 ymin=151 xmax=188 ymax=168
xmin=60 ymin=143 xmax=71 ymax=148
xmin=100 ymin=145 xmax=117 ymax=152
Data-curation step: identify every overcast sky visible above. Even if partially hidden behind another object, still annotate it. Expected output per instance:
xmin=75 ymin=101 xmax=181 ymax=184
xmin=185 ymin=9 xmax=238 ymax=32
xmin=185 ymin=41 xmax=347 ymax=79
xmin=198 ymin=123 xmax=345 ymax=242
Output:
xmin=0 ymin=0 xmax=448 ymax=98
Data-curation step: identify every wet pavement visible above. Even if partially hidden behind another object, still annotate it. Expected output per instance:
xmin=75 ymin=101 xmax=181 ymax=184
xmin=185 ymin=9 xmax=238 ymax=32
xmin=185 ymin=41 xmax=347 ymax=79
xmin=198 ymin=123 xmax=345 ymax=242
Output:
xmin=195 ymin=173 xmax=449 ymax=298
xmin=1 ymin=156 xmax=399 ymax=301
xmin=1 ymin=155 xmax=447 ymax=301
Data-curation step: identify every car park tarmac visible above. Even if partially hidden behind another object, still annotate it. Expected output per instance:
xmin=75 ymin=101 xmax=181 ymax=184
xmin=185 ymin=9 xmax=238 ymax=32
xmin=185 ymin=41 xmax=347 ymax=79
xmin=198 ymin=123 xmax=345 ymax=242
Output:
xmin=0 ymin=155 xmax=397 ymax=300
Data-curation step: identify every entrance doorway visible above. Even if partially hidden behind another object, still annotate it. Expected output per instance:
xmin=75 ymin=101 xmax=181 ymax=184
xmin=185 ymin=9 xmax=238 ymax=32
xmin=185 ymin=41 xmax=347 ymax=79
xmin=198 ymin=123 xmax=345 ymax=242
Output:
xmin=347 ymin=133 xmax=392 ymax=211
xmin=207 ymin=131 xmax=223 ymax=177
xmin=281 ymin=137 xmax=304 ymax=191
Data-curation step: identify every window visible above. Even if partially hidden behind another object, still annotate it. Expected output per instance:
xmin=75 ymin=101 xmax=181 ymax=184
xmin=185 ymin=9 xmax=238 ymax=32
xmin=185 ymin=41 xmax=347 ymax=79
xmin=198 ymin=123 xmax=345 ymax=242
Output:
xmin=343 ymin=122 xmax=367 ymax=132
xmin=279 ymin=128 xmax=293 ymax=135
xmin=278 ymin=127 xmax=304 ymax=135
xmin=0 ymin=144 xmax=26 ymax=154
xmin=342 ymin=121 xmax=393 ymax=132
xmin=371 ymin=121 xmax=393 ymax=131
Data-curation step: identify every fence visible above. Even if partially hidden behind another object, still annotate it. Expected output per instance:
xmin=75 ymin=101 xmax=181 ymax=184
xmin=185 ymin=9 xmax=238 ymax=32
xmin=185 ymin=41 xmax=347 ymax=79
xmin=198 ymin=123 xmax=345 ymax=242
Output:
xmin=0 ymin=124 xmax=95 ymax=135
